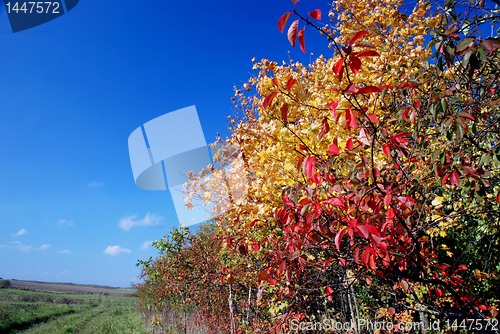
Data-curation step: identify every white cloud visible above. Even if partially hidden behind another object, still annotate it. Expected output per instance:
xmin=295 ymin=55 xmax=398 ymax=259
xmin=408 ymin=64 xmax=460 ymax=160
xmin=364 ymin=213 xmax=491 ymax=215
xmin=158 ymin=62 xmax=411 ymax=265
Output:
xmin=87 ymin=181 xmax=104 ymax=189
xmin=140 ymin=240 xmax=152 ymax=250
xmin=58 ymin=249 xmax=71 ymax=255
xmin=14 ymin=228 xmax=27 ymax=237
xmin=38 ymin=244 xmax=51 ymax=251
xmin=118 ymin=213 xmax=163 ymax=232
xmin=1 ymin=241 xmax=51 ymax=252
xmin=11 ymin=241 xmax=32 ymax=252
xmin=104 ymin=245 xmax=131 ymax=256
xmin=58 ymin=219 xmax=75 ymax=227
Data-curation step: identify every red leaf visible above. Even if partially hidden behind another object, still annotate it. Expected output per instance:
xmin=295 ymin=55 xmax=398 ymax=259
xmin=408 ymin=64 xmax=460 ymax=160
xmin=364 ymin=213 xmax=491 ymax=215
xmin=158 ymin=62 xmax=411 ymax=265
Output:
xmin=324 ymin=197 xmax=344 ymax=208
xmin=252 ymin=241 xmax=261 ymax=252
xmin=361 ymin=247 xmax=376 ymax=269
xmin=278 ymin=12 xmax=291 ymax=33
xmin=308 ymin=9 xmax=322 ymax=20
xmin=384 ymin=193 xmax=392 ymax=207
xmin=345 ymin=108 xmax=358 ymax=129
xmin=344 ymin=83 xmax=358 ymax=94
xmin=318 ymin=118 xmax=330 ymax=140
xmin=276 ymin=260 xmax=286 ymax=278
xmin=367 ymin=114 xmax=379 ymax=124
xmin=325 ymin=286 xmax=334 ymax=301
xmin=348 ymin=30 xmax=369 ymax=45
xmin=402 ymin=106 xmax=411 ymax=120
xmin=272 ymin=77 xmax=279 ymax=86
xmin=327 ymin=143 xmax=340 ymax=155
xmin=281 ymin=103 xmax=289 ymax=123
xmin=349 ymin=55 xmax=362 ymax=74
xmin=328 ymin=100 xmax=339 ymax=121
xmin=258 ymin=270 xmax=268 ymax=281
xmin=353 ymin=247 xmax=361 ymax=264
xmin=303 ymin=156 xmax=316 ymax=179
xmin=442 ymin=173 xmax=450 ymax=186
xmin=436 ymin=287 xmax=445 ymax=297
xmin=263 ymin=91 xmax=278 ymax=109
xmin=333 ymin=58 xmax=344 ymax=81
xmin=323 ymin=257 xmax=333 ymax=270
xmin=288 ymin=19 xmax=299 ymax=47
xmin=386 ymin=208 xmax=395 ymax=222
xmin=335 ymin=227 xmax=347 ymax=250
xmin=353 ymin=50 xmax=380 ymax=57
xmin=382 ymin=143 xmax=391 ymax=156
xmin=346 ymin=138 xmax=353 ymax=150
xmin=496 ymin=193 xmax=500 ymax=204
xmin=450 ymin=170 xmax=460 ymax=186
xmin=298 ymin=27 xmax=306 ymax=53
xmin=286 ymin=77 xmax=296 ymax=90
xmin=355 ymin=85 xmax=381 ymax=95
xmin=357 ymin=225 xmax=371 ymax=239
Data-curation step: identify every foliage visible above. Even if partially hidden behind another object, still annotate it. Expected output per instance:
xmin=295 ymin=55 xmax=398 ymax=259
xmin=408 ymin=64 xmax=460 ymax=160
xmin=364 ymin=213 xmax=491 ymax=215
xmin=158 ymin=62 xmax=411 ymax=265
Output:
xmin=137 ymin=0 xmax=500 ymax=332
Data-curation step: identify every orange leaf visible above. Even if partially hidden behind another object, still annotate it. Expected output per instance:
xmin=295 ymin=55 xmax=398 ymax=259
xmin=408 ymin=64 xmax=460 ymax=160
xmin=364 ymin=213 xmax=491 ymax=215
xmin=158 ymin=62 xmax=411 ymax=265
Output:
xmin=298 ymin=27 xmax=306 ymax=53
xmin=308 ymin=9 xmax=322 ymax=20
xmin=277 ymin=12 xmax=291 ymax=33
xmin=263 ymin=91 xmax=278 ymax=109
xmin=348 ymin=30 xmax=369 ymax=45
xmin=288 ymin=19 xmax=299 ymax=47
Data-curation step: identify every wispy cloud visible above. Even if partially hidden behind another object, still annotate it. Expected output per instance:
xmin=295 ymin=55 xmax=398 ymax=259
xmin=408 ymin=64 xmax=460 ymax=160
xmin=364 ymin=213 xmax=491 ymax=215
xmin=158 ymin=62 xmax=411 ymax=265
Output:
xmin=13 ymin=228 xmax=27 ymax=237
xmin=38 ymin=244 xmax=51 ymax=251
xmin=87 ymin=181 xmax=104 ymax=189
xmin=1 ymin=241 xmax=51 ymax=252
xmin=104 ymin=245 xmax=131 ymax=256
xmin=140 ymin=240 xmax=153 ymax=250
xmin=58 ymin=249 xmax=71 ymax=255
xmin=58 ymin=219 xmax=75 ymax=227
xmin=118 ymin=213 xmax=163 ymax=232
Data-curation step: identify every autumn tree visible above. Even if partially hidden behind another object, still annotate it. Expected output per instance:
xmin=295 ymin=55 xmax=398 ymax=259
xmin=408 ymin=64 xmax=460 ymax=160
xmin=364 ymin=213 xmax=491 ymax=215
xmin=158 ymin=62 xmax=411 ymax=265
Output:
xmin=138 ymin=0 xmax=500 ymax=332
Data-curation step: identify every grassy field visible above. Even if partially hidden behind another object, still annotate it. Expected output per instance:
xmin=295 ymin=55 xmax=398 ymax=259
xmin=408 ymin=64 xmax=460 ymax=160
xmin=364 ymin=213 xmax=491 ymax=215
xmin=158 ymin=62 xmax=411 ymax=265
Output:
xmin=0 ymin=283 xmax=148 ymax=334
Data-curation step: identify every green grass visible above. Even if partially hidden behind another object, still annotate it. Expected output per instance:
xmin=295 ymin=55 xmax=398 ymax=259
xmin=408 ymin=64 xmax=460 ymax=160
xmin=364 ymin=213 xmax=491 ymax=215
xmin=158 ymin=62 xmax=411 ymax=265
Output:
xmin=0 ymin=288 xmax=148 ymax=334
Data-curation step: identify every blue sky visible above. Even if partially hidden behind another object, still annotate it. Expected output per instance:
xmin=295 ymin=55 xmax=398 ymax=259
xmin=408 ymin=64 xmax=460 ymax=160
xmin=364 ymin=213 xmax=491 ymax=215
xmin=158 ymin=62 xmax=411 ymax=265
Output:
xmin=0 ymin=1 xmax=331 ymax=287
